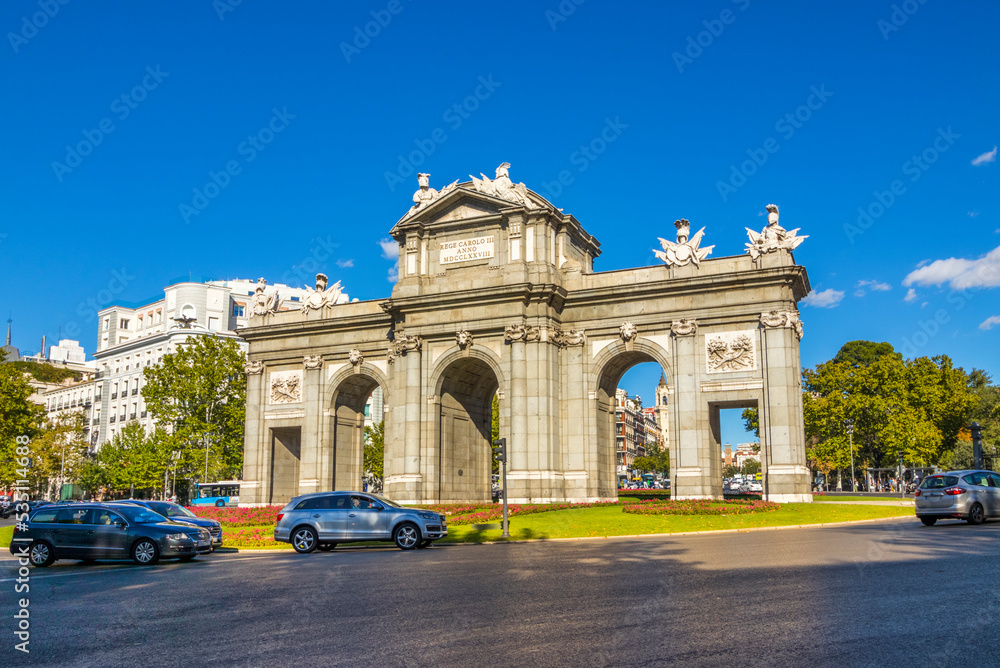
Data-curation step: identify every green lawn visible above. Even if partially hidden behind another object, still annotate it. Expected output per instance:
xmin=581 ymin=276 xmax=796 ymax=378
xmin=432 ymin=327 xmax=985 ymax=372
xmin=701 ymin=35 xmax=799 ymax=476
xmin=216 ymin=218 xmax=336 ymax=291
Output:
xmin=812 ymin=495 xmax=912 ymax=504
xmin=0 ymin=526 xmax=13 ymax=550
xmin=438 ymin=502 xmax=913 ymax=543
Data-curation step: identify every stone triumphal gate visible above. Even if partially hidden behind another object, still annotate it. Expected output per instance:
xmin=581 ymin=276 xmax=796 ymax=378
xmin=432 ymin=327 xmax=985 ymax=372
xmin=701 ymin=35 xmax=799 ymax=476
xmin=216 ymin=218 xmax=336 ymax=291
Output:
xmin=239 ymin=165 xmax=812 ymax=506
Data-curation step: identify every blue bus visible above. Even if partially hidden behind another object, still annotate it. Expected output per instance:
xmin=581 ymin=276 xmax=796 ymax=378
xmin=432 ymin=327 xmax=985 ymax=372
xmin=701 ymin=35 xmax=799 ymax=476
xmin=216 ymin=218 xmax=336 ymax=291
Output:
xmin=191 ymin=481 xmax=241 ymax=507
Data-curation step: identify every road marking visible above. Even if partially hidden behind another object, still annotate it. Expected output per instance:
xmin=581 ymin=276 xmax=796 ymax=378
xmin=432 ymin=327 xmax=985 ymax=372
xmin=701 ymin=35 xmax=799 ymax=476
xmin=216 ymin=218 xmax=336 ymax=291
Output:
xmin=0 ymin=554 xmax=276 ymax=582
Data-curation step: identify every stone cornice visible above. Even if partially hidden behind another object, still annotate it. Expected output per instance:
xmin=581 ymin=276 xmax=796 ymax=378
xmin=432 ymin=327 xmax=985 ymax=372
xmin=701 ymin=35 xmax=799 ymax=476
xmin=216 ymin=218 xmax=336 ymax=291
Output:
xmin=566 ymin=264 xmax=810 ymax=309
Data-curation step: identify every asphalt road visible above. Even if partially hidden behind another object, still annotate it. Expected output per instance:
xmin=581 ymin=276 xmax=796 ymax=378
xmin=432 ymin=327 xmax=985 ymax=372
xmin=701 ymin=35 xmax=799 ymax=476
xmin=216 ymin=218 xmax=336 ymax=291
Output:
xmin=2 ymin=517 xmax=998 ymax=667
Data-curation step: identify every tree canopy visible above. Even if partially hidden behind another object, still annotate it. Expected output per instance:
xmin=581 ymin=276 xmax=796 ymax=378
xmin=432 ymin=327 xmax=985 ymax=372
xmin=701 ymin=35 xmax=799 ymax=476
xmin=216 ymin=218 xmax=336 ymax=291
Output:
xmin=832 ymin=340 xmax=902 ymax=367
xmin=141 ymin=336 xmax=246 ymax=482
xmin=803 ymin=348 xmax=978 ymax=470
xmin=0 ymin=351 xmax=44 ymax=486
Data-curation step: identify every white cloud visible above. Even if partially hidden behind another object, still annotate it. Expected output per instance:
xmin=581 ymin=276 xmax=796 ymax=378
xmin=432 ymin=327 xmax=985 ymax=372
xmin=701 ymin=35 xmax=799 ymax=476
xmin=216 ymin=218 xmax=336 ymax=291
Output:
xmin=336 ymin=259 xmax=354 ymax=268
xmin=854 ymin=279 xmax=892 ymax=297
xmin=968 ymin=210 xmax=980 ymax=218
xmin=801 ymin=288 xmax=844 ymax=308
xmin=980 ymin=316 xmax=1000 ymax=331
xmin=904 ymin=288 xmax=917 ymax=303
xmin=379 ymin=238 xmax=400 ymax=282
xmin=903 ymin=245 xmax=1000 ymax=290
xmin=972 ymin=146 xmax=997 ymax=166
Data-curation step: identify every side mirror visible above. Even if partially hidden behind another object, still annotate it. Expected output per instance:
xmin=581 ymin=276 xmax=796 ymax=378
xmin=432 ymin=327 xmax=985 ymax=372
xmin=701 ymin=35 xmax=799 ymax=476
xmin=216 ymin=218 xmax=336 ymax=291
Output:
xmin=115 ymin=520 xmax=127 ymax=529
xmin=373 ymin=504 xmax=384 ymax=511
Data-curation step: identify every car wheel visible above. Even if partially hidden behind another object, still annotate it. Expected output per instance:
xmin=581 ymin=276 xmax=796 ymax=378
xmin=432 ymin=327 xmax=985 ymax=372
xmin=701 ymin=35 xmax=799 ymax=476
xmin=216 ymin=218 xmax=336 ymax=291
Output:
xmin=393 ymin=523 xmax=420 ymax=550
xmin=132 ymin=538 xmax=160 ymax=565
xmin=967 ymin=503 xmax=986 ymax=525
xmin=919 ymin=517 xmax=937 ymax=526
xmin=215 ymin=500 xmax=225 ymax=507
xmin=29 ymin=541 xmax=55 ymax=568
xmin=292 ymin=526 xmax=318 ymax=553
xmin=317 ymin=543 xmax=337 ymax=552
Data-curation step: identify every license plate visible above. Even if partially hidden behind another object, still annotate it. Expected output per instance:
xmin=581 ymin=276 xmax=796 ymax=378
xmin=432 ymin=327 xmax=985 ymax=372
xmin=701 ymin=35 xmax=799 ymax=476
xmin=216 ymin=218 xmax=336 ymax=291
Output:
xmin=198 ymin=540 xmax=211 ymax=548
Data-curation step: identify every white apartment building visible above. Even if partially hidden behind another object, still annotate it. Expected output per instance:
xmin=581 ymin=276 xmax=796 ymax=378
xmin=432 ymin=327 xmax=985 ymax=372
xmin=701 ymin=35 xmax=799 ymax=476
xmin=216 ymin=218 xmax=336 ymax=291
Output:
xmin=93 ymin=278 xmax=339 ymax=448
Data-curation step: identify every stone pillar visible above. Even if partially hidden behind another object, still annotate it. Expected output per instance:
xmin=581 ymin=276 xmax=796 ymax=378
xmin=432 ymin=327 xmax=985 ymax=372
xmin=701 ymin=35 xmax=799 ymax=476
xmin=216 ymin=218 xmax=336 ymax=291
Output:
xmin=240 ymin=360 xmax=266 ymax=506
xmin=670 ymin=319 xmax=714 ymax=499
xmin=558 ymin=330 xmax=590 ymax=499
xmin=505 ymin=325 xmax=531 ymax=502
xmin=385 ymin=335 xmax=422 ymax=502
xmin=298 ymin=356 xmax=323 ymax=496
xmin=760 ymin=311 xmax=811 ymax=502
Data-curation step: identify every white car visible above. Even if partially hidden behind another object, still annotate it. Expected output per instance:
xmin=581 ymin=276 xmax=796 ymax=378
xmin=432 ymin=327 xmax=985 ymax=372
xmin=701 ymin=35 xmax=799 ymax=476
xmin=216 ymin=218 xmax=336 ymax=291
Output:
xmin=748 ymin=481 xmax=763 ymax=493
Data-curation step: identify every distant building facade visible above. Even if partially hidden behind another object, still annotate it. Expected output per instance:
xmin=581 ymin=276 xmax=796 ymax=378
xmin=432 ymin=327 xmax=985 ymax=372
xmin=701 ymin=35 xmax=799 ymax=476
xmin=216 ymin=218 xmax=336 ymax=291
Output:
xmin=615 ymin=389 xmax=647 ymax=477
xmin=92 ymin=278 xmax=341 ymax=448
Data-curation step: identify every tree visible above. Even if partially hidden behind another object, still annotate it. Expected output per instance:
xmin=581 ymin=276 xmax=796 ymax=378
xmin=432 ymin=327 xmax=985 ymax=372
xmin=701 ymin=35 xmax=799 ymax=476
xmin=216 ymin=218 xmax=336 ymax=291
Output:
xmin=832 ymin=340 xmax=901 ymax=367
xmin=722 ymin=464 xmax=740 ymax=478
xmin=26 ymin=410 xmax=89 ymax=499
xmin=141 ymin=336 xmax=246 ymax=481
xmin=632 ymin=456 xmax=656 ymax=473
xmin=491 ymin=393 xmax=500 ymax=474
xmin=741 ymin=459 xmax=761 ymax=476
xmin=97 ymin=423 xmax=172 ymax=496
xmin=363 ymin=419 xmax=385 ymax=484
xmin=741 ymin=408 xmax=760 ymax=438
xmin=0 ymin=351 xmax=44 ymax=487
xmin=643 ymin=441 xmax=670 ymax=474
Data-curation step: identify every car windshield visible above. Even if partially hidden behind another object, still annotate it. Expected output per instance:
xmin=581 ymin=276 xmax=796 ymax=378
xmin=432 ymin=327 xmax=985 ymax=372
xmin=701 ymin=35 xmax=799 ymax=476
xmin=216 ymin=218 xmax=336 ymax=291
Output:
xmin=114 ymin=506 xmax=169 ymax=524
xmin=148 ymin=502 xmax=196 ymax=518
xmin=920 ymin=476 xmax=958 ymax=489
xmin=371 ymin=495 xmax=401 ymax=508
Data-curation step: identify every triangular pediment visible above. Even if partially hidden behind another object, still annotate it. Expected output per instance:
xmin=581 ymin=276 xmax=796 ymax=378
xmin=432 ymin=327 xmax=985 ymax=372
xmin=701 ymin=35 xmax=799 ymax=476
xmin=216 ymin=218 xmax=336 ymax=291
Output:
xmin=390 ymin=183 xmax=557 ymax=235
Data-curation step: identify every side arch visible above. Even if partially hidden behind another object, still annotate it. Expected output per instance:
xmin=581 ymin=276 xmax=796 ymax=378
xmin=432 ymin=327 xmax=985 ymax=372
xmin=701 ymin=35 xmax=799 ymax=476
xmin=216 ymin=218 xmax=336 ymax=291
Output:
xmin=589 ymin=336 xmax=674 ymax=496
xmin=326 ymin=363 xmax=391 ymax=491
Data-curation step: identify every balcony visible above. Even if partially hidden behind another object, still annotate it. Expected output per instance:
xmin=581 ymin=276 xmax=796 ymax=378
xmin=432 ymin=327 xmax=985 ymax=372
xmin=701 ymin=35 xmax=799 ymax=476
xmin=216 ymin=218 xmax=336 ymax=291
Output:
xmin=140 ymin=410 xmax=147 ymax=418
xmin=110 ymin=416 xmax=116 ymax=423
xmin=110 ymin=393 xmax=118 ymax=400
xmin=129 ymin=413 xmax=136 ymax=420
xmin=92 ymin=419 xmax=99 ymax=426
xmin=132 ymin=389 xmax=138 ymax=396
xmin=83 ymin=401 xmax=92 ymax=408
xmin=119 ymin=414 xmax=126 ymax=422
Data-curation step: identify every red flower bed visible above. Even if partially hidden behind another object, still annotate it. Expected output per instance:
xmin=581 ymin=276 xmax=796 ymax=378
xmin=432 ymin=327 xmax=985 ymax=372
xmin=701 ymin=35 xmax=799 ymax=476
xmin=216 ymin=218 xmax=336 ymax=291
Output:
xmin=186 ymin=505 xmax=283 ymax=527
xmin=622 ymin=499 xmax=779 ymax=516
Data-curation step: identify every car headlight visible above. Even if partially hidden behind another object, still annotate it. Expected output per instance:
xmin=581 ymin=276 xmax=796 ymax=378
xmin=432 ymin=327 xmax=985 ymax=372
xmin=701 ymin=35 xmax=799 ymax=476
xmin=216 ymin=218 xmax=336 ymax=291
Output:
xmin=166 ymin=533 xmax=192 ymax=541
xmin=417 ymin=511 xmax=438 ymax=520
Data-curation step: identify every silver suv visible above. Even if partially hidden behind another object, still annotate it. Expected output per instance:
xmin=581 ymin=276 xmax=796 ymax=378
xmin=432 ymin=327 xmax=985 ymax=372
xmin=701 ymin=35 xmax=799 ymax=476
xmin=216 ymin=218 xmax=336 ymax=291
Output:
xmin=915 ymin=470 xmax=1000 ymax=525
xmin=274 ymin=491 xmax=447 ymax=552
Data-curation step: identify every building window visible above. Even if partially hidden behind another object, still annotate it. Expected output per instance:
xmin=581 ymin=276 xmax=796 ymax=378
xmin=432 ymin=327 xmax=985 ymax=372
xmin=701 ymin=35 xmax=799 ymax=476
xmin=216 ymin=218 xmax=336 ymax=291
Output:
xmin=232 ymin=303 xmax=245 ymax=317
xmin=119 ymin=319 xmax=129 ymax=329
xmin=155 ymin=311 xmax=162 ymax=323
xmin=208 ymin=317 xmax=220 ymax=331
xmin=103 ymin=318 xmax=110 ymax=331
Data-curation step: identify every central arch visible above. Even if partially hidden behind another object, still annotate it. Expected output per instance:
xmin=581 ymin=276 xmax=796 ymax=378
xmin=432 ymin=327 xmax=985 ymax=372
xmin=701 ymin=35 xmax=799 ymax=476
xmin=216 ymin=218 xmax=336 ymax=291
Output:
xmin=435 ymin=356 xmax=499 ymax=503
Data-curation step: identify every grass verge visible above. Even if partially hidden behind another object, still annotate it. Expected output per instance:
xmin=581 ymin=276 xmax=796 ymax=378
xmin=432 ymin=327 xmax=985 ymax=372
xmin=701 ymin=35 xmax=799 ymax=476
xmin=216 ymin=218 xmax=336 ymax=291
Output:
xmin=0 ymin=526 xmax=12 ymax=549
xmin=217 ymin=502 xmax=913 ymax=549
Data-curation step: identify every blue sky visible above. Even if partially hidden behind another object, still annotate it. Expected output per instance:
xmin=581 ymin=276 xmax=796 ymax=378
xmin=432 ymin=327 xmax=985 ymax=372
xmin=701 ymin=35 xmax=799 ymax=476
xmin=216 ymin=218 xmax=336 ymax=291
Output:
xmin=2 ymin=1 xmax=998 ymax=445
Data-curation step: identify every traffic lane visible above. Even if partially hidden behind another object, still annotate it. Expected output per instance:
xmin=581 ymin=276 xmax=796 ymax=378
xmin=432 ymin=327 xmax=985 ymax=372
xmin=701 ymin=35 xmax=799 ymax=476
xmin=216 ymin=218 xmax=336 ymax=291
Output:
xmin=7 ymin=519 xmax=1000 ymax=667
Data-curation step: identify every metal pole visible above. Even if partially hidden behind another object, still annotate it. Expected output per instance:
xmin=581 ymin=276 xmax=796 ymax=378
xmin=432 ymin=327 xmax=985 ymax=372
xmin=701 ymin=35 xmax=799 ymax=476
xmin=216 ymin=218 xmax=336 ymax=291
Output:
xmin=849 ymin=432 xmax=855 ymax=494
xmin=204 ymin=435 xmax=210 ymax=484
xmin=60 ymin=441 xmax=66 ymax=500
xmin=501 ymin=456 xmax=509 ymax=538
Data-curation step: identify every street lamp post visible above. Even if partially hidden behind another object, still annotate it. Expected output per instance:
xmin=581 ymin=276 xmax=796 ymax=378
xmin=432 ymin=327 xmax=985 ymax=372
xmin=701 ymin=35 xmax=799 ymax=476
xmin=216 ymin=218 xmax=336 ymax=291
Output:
xmin=845 ymin=419 xmax=856 ymax=494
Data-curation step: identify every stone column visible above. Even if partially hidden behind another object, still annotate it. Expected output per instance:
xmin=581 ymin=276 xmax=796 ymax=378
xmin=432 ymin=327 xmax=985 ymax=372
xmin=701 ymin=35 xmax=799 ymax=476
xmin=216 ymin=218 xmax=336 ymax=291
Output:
xmin=557 ymin=330 xmax=590 ymax=499
xmin=385 ymin=335 xmax=422 ymax=502
xmin=670 ymin=319 xmax=714 ymax=499
xmin=240 ymin=360 xmax=266 ymax=506
xmin=505 ymin=325 xmax=530 ymax=501
xmin=759 ymin=311 xmax=811 ymax=502
xmin=298 ymin=356 xmax=323 ymax=496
